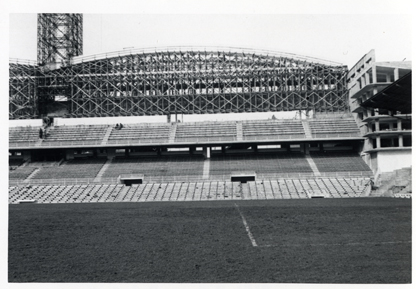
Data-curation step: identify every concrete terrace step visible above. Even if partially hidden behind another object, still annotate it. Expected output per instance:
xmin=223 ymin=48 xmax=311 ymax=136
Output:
xmin=23 ymin=168 xmax=41 ymax=183
xmin=301 ymin=120 xmax=312 ymax=138
xmin=236 ymin=122 xmax=243 ymax=141
xmin=93 ymin=158 xmax=113 ymax=182
xmin=169 ymin=123 xmax=177 ymax=144
xmin=101 ymin=126 xmax=113 ymax=145
xmin=9 ymin=178 xmax=373 ymax=204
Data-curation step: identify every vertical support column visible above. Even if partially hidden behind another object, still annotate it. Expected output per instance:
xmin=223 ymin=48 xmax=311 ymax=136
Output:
xmin=203 ymin=147 xmax=211 ymax=159
xmin=365 ymin=71 xmax=370 ymax=85
xmin=398 ymin=135 xmax=403 ymax=147
xmin=397 ymin=119 xmax=402 ymax=130
xmin=375 ymin=120 xmax=380 ymax=132
xmin=376 ymin=136 xmax=381 ymax=149
xmin=372 ymin=66 xmax=377 ymax=84
xmin=361 ymin=75 xmax=366 ymax=87
xmin=394 ymin=68 xmax=399 ymax=81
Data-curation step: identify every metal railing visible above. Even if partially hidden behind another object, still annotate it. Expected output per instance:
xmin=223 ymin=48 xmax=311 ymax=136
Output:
xmin=311 ymin=133 xmax=362 ymax=139
xmin=9 ymin=58 xmax=38 ymax=66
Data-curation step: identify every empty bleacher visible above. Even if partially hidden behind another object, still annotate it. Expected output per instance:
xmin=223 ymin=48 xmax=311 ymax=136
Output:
xmin=9 ymin=126 xmax=41 ymax=146
xmin=31 ymin=158 xmax=107 ymax=181
xmin=308 ymin=118 xmax=360 ymax=138
xmin=102 ymin=156 xmax=205 ymax=182
xmin=175 ymin=122 xmax=237 ymax=142
xmin=9 ymin=167 xmax=38 ymax=180
xmin=209 ymin=152 xmax=313 ymax=178
xmin=310 ymin=151 xmax=372 ymax=174
xmin=107 ymin=124 xmax=170 ymax=144
xmin=43 ymin=125 xmax=108 ymax=145
xmin=9 ymin=150 xmax=376 ymax=184
xmin=9 ymin=118 xmax=363 ymax=148
xmin=9 ymin=177 xmax=371 ymax=204
xmin=242 ymin=120 xmax=305 ymax=140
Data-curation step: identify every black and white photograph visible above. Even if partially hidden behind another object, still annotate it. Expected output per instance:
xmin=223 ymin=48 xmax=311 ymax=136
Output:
xmin=4 ymin=0 xmax=413 ymax=285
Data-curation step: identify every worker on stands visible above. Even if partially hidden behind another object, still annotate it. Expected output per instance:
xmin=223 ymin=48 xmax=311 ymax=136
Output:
xmin=43 ymin=116 xmax=50 ymax=127
xmin=115 ymin=123 xmax=119 ymax=130
xmin=39 ymin=128 xmax=43 ymax=139
xmin=119 ymin=123 xmax=123 ymax=129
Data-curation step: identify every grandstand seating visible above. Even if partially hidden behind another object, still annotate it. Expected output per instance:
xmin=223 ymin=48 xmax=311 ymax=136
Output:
xmin=310 ymin=151 xmax=372 ymax=173
xmin=43 ymin=125 xmax=108 ymax=144
xmin=175 ymin=122 xmax=237 ymax=142
xmin=9 ymin=118 xmax=365 ymax=149
xmin=242 ymin=120 xmax=305 ymax=140
xmin=9 ymin=167 xmax=38 ymax=180
xmin=9 ymin=126 xmax=41 ymax=145
xmin=102 ymin=156 xmax=205 ymax=180
xmin=8 ymin=177 xmax=371 ymax=204
xmin=31 ymin=158 xmax=107 ymax=180
xmin=108 ymin=124 xmax=170 ymax=144
xmin=308 ymin=118 xmax=360 ymax=138
xmin=9 ymin=151 xmax=375 ymax=183
xmin=210 ymin=153 xmax=313 ymax=177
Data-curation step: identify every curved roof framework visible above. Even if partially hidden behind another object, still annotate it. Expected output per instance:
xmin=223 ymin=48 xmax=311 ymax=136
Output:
xmin=10 ymin=49 xmax=349 ymax=119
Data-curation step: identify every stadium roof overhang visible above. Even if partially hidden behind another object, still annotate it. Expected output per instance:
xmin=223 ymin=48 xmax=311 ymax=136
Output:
xmin=360 ymin=72 xmax=412 ymax=114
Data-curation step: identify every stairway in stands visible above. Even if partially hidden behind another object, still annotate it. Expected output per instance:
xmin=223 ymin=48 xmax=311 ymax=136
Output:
xmin=169 ymin=123 xmax=177 ymax=143
xmin=236 ymin=122 xmax=243 ymax=141
xmin=302 ymin=120 xmax=312 ymax=138
xmin=23 ymin=168 xmax=41 ymax=183
xmin=94 ymin=157 xmax=114 ymax=182
xmin=101 ymin=126 xmax=113 ymax=145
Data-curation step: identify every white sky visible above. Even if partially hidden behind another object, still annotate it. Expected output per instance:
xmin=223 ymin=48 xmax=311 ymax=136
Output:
xmin=5 ymin=1 xmax=414 ymax=124
xmin=8 ymin=8 xmax=413 ymax=68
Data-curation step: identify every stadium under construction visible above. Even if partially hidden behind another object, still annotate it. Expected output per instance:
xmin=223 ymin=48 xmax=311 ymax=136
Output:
xmin=9 ymin=13 xmax=412 ymax=202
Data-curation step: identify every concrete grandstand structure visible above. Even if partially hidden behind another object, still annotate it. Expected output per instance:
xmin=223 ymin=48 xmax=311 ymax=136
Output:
xmin=8 ymin=13 xmax=411 ymax=203
xmin=347 ymin=49 xmax=412 ymax=196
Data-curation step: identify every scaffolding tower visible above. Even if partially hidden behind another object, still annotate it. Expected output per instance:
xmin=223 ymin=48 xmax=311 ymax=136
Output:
xmin=37 ymin=13 xmax=83 ymax=66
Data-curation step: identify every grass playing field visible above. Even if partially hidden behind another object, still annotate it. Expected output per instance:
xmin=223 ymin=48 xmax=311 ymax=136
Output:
xmin=8 ymin=198 xmax=411 ymax=283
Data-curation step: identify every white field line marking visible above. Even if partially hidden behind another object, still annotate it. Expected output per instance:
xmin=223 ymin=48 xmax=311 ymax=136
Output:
xmin=259 ymin=240 xmax=411 ymax=248
xmin=234 ymin=203 xmax=258 ymax=247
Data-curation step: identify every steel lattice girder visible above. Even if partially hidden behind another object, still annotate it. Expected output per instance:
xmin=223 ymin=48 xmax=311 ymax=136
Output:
xmin=64 ymin=51 xmax=349 ymax=116
xmin=37 ymin=13 xmax=83 ymax=66
xmin=9 ymin=62 xmax=39 ymax=119
xmin=9 ymin=50 xmax=350 ymax=119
